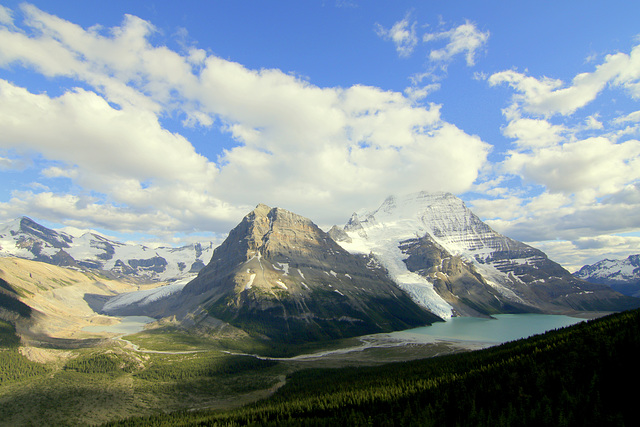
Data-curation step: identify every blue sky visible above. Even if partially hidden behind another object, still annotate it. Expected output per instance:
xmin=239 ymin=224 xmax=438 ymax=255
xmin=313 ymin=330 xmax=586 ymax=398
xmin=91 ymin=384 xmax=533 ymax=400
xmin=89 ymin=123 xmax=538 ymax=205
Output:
xmin=0 ymin=1 xmax=639 ymax=270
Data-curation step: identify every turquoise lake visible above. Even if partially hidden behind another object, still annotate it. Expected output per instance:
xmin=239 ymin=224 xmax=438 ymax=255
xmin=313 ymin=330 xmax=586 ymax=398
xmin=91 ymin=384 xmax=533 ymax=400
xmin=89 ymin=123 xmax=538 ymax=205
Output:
xmin=400 ymin=314 xmax=586 ymax=344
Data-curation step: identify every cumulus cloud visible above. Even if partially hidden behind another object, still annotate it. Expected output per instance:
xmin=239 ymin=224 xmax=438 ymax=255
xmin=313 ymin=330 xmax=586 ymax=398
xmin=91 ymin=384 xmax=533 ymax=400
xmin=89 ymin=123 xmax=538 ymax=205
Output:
xmin=531 ymin=234 xmax=640 ymax=273
xmin=489 ymin=44 xmax=640 ymax=117
xmin=502 ymin=117 xmax=566 ymax=148
xmin=503 ymin=136 xmax=640 ymax=195
xmin=0 ymin=4 xmax=491 ymax=235
xmin=459 ymin=40 xmax=640 ymax=271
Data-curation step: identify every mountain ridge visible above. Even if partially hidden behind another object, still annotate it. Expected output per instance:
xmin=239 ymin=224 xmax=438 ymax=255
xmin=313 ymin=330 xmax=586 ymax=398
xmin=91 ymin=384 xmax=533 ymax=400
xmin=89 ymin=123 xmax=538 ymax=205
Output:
xmin=2 ymin=192 xmax=639 ymax=346
xmin=0 ymin=216 xmax=214 ymax=282
xmin=574 ymin=254 xmax=640 ymax=297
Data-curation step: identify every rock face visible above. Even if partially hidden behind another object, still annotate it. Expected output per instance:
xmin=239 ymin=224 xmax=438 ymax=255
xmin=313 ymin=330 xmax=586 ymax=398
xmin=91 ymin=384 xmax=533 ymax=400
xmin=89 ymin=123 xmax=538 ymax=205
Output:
xmin=574 ymin=255 xmax=640 ymax=297
xmin=182 ymin=204 xmax=440 ymax=343
xmin=0 ymin=217 xmax=213 ymax=282
xmin=333 ymin=192 xmax=639 ymax=318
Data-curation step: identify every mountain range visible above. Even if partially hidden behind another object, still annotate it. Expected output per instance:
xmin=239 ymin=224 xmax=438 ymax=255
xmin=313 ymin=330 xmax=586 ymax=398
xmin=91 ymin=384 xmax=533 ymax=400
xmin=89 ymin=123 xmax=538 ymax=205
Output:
xmin=574 ymin=255 xmax=640 ymax=298
xmin=1 ymin=191 xmax=639 ymax=344
xmin=0 ymin=216 xmax=213 ymax=282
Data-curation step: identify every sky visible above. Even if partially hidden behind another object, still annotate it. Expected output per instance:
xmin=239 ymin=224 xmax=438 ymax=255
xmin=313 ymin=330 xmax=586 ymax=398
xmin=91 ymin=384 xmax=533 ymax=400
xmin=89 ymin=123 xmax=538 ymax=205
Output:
xmin=0 ymin=0 xmax=639 ymax=271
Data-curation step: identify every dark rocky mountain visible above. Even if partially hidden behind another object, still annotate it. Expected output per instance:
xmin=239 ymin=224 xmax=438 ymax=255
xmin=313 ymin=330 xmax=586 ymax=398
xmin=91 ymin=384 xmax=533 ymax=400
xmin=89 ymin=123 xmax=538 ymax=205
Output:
xmin=331 ymin=192 xmax=640 ymax=318
xmin=178 ymin=204 xmax=440 ymax=343
xmin=574 ymin=255 xmax=640 ymax=297
xmin=0 ymin=216 xmax=213 ymax=282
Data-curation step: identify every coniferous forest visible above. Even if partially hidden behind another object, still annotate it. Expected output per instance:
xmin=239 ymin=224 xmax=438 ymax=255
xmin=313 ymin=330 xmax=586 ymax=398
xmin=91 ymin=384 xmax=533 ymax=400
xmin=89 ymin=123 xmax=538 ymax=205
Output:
xmin=102 ymin=308 xmax=640 ymax=427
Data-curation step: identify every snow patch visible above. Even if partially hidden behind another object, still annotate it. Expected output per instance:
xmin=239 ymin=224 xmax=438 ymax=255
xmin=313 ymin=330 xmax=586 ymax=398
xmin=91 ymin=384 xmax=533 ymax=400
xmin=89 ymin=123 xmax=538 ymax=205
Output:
xmin=273 ymin=262 xmax=290 ymax=275
xmin=245 ymin=273 xmax=256 ymax=290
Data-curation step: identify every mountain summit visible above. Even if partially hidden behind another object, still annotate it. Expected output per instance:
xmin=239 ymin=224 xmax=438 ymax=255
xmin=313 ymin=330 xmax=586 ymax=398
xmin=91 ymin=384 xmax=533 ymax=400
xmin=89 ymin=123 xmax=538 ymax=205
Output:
xmin=181 ymin=204 xmax=440 ymax=342
xmin=332 ymin=192 xmax=638 ymax=317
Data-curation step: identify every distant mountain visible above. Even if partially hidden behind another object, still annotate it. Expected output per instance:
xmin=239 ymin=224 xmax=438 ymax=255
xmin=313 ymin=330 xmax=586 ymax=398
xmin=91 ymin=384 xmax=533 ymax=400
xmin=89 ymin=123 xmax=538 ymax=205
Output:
xmin=574 ymin=255 xmax=640 ymax=297
xmin=0 ymin=216 xmax=214 ymax=282
xmin=172 ymin=204 xmax=440 ymax=343
xmin=330 ymin=192 xmax=639 ymax=317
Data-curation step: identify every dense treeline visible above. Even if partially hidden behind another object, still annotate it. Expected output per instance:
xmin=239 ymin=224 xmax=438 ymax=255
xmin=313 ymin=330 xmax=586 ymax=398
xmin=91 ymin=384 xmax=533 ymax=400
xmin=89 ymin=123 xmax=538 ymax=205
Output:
xmin=0 ymin=320 xmax=49 ymax=385
xmin=64 ymin=352 xmax=137 ymax=374
xmin=105 ymin=309 xmax=640 ymax=426
xmin=135 ymin=354 xmax=277 ymax=381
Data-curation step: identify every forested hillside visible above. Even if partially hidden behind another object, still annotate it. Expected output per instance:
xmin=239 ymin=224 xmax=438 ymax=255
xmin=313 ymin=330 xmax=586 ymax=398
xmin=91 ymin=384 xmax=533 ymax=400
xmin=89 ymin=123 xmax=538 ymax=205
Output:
xmin=107 ymin=308 xmax=640 ymax=426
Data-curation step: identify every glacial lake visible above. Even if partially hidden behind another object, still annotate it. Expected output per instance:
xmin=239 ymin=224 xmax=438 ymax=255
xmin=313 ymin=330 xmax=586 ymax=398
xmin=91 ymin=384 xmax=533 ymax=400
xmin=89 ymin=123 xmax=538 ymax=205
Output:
xmin=395 ymin=313 xmax=587 ymax=344
xmin=83 ymin=316 xmax=156 ymax=335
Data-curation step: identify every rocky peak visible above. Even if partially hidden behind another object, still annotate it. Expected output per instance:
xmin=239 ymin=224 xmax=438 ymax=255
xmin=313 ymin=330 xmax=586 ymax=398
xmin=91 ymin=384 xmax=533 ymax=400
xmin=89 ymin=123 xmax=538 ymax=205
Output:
xmin=180 ymin=203 xmax=440 ymax=343
xmin=241 ymin=204 xmax=335 ymax=260
xmin=14 ymin=216 xmax=72 ymax=249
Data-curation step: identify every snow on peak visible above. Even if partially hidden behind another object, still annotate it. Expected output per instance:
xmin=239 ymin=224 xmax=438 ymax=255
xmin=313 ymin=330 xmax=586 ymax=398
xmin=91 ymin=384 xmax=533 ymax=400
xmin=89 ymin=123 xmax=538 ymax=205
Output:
xmin=339 ymin=192 xmax=463 ymax=319
xmin=337 ymin=191 xmax=536 ymax=320
xmin=346 ymin=191 xmax=496 ymax=258
xmin=575 ymin=254 xmax=640 ymax=282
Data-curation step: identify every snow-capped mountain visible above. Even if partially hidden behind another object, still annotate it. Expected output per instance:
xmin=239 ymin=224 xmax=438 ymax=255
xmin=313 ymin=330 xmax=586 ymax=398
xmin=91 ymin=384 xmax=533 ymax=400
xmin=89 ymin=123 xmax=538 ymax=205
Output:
xmin=574 ymin=255 xmax=640 ymax=297
xmin=0 ymin=216 xmax=214 ymax=282
xmin=330 ymin=192 xmax=638 ymax=317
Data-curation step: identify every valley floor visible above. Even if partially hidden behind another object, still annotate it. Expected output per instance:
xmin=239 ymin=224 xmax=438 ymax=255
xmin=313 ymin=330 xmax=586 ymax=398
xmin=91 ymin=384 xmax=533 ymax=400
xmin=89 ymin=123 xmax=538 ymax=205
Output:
xmin=2 ymin=316 xmax=495 ymax=427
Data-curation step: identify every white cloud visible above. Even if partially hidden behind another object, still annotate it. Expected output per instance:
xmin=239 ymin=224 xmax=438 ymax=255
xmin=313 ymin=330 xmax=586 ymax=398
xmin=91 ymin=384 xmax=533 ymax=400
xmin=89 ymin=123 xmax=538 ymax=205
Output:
xmin=503 ymin=136 xmax=640 ymax=195
xmin=0 ymin=156 xmax=19 ymax=170
xmin=613 ymin=110 xmax=640 ymax=124
xmin=0 ymin=5 xmax=491 ymax=235
xmin=375 ymin=14 xmax=418 ymax=58
xmin=471 ymin=41 xmax=640 ymax=268
xmin=585 ymin=114 xmax=604 ymax=130
xmin=480 ymin=184 xmax=640 ymax=265
xmin=531 ymin=234 xmax=640 ymax=273
xmin=423 ymin=20 xmax=489 ymax=67
xmin=0 ymin=5 xmax=13 ymax=26
xmin=0 ymin=80 xmax=217 ymax=188
xmin=502 ymin=117 xmax=565 ymax=148
xmin=41 ymin=166 xmax=78 ymax=179
xmin=0 ymin=79 xmax=243 ymax=233
xmin=489 ymin=44 xmax=640 ymax=117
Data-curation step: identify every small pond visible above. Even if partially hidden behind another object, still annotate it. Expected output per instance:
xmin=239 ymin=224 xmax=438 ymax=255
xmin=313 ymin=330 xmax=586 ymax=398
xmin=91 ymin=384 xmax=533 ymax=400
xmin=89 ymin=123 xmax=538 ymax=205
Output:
xmin=83 ymin=316 xmax=156 ymax=335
